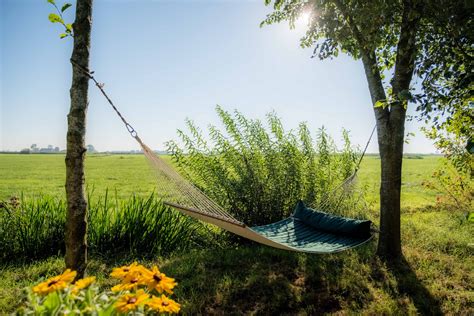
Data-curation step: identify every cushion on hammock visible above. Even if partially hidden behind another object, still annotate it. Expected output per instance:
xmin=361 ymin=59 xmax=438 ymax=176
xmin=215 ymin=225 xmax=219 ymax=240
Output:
xmin=293 ymin=200 xmax=371 ymax=238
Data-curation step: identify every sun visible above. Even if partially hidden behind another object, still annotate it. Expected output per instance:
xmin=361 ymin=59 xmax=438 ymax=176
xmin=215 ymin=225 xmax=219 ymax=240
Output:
xmin=295 ymin=10 xmax=312 ymax=28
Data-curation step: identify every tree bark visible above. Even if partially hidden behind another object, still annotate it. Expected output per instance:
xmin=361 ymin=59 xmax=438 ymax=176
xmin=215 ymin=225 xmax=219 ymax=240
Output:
xmin=358 ymin=0 xmax=421 ymax=260
xmin=65 ymin=0 xmax=93 ymax=278
xmin=376 ymin=0 xmax=420 ymax=260
xmin=359 ymin=50 xmax=404 ymax=260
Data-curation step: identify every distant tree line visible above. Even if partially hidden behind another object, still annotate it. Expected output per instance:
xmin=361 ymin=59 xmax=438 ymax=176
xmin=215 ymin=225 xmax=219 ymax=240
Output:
xmin=19 ymin=144 xmax=98 ymax=154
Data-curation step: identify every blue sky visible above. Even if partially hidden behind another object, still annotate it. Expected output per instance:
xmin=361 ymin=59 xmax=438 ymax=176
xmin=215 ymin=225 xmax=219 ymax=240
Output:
xmin=1 ymin=0 xmax=436 ymax=153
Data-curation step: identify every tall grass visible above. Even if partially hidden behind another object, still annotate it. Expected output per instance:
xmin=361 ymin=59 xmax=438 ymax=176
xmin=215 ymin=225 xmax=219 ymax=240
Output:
xmin=167 ymin=107 xmax=367 ymax=226
xmin=0 ymin=196 xmax=65 ymax=261
xmin=0 ymin=193 xmax=212 ymax=263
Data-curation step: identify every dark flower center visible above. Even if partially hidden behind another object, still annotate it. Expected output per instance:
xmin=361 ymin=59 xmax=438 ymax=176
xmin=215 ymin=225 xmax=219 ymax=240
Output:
xmin=131 ymin=278 xmax=139 ymax=283
xmin=128 ymin=297 xmax=137 ymax=304
xmin=48 ymin=280 xmax=59 ymax=287
xmin=162 ymin=301 xmax=169 ymax=306
xmin=153 ymin=274 xmax=162 ymax=282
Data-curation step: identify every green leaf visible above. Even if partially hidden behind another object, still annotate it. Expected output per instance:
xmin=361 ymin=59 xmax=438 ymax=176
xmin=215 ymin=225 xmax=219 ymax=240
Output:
xmin=374 ymin=100 xmax=387 ymax=108
xmin=468 ymin=212 xmax=474 ymax=223
xmin=61 ymin=3 xmax=72 ymax=12
xmin=48 ymin=13 xmax=63 ymax=24
xmin=66 ymin=23 xmax=73 ymax=32
xmin=47 ymin=0 xmax=55 ymax=4
xmin=43 ymin=292 xmax=61 ymax=313
xmin=60 ymin=33 xmax=68 ymax=39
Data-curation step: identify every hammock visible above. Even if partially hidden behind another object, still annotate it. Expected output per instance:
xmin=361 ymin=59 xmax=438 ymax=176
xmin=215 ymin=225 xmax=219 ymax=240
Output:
xmin=137 ymin=137 xmax=374 ymax=254
xmin=74 ymin=61 xmax=375 ymax=253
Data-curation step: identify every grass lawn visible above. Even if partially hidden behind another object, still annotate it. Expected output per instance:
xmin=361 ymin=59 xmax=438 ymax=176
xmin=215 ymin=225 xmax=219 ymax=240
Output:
xmin=1 ymin=153 xmax=472 ymax=314
xmin=0 ymin=154 xmax=158 ymax=200
xmin=2 ymin=209 xmax=472 ymax=314
xmin=0 ymin=153 xmax=442 ymax=209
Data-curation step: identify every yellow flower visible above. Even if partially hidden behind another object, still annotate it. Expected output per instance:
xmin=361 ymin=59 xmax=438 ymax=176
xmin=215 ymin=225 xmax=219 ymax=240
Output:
xmin=111 ymin=262 xmax=140 ymax=279
xmin=146 ymin=294 xmax=180 ymax=314
xmin=115 ymin=289 xmax=149 ymax=313
xmin=32 ymin=269 xmax=77 ymax=295
xmin=71 ymin=276 xmax=96 ymax=294
xmin=110 ymin=262 xmax=149 ymax=280
xmin=111 ymin=268 xmax=146 ymax=292
xmin=142 ymin=266 xmax=177 ymax=294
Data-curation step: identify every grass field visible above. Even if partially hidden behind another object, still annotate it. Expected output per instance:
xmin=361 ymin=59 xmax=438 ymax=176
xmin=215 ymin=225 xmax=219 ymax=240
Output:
xmin=1 ymin=153 xmax=472 ymax=314
xmin=0 ymin=153 xmax=441 ymax=209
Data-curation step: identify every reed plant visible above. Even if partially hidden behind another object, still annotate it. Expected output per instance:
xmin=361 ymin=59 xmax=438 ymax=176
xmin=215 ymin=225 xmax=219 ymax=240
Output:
xmin=0 ymin=193 xmax=210 ymax=263
xmin=167 ymin=107 xmax=367 ymax=226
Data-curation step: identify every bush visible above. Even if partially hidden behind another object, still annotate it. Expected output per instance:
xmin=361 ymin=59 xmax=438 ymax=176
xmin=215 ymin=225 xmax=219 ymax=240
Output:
xmin=166 ymin=107 xmax=367 ymax=226
xmin=0 ymin=193 xmax=212 ymax=263
xmin=423 ymin=159 xmax=473 ymax=212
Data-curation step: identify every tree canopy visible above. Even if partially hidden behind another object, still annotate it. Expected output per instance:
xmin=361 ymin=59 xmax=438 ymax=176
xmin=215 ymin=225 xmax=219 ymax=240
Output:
xmin=261 ymin=0 xmax=472 ymax=129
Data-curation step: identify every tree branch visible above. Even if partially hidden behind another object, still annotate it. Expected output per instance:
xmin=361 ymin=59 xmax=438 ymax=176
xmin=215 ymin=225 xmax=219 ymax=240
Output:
xmin=332 ymin=0 xmax=389 ymax=123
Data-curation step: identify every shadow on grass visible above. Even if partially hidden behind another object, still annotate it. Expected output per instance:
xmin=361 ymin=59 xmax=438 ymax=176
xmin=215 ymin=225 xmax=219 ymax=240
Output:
xmin=160 ymin=244 xmax=376 ymax=315
xmin=1 ymin=242 xmax=446 ymax=315
xmin=387 ymin=256 xmax=443 ymax=316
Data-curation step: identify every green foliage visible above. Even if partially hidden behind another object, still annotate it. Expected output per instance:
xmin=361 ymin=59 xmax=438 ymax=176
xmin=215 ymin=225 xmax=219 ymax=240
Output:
xmin=422 ymin=159 xmax=473 ymax=212
xmin=46 ymin=0 xmax=74 ymax=39
xmin=261 ymin=0 xmax=472 ymax=127
xmin=0 ymin=196 xmax=65 ymax=261
xmin=48 ymin=13 xmax=63 ymax=24
xmin=20 ymin=283 xmax=116 ymax=316
xmin=422 ymin=109 xmax=473 ymax=174
xmin=0 ymin=194 xmax=212 ymax=263
xmin=61 ymin=3 xmax=72 ymax=12
xmin=166 ymin=107 xmax=364 ymax=226
xmin=87 ymin=192 xmax=213 ymax=257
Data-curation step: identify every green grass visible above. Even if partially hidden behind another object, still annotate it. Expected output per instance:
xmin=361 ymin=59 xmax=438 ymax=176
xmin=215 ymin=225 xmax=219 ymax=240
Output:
xmin=1 ymin=209 xmax=472 ymax=314
xmin=0 ymin=154 xmax=158 ymax=200
xmin=0 ymin=153 xmax=442 ymax=209
xmin=358 ymin=154 xmax=442 ymax=210
xmin=0 ymin=194 xmax=210 ymax=263
xmin=1 ymin=153 xmax=472 ymax=314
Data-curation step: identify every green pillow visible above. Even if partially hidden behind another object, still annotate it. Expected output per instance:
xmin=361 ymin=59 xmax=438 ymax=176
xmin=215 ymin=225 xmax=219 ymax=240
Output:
xmin=293 ymin=200 xmax=371 ymax=238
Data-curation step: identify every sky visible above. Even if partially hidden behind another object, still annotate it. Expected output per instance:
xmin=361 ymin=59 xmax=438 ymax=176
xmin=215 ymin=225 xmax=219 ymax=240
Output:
xmin=0 ymin=0 xmax=437 ymax=153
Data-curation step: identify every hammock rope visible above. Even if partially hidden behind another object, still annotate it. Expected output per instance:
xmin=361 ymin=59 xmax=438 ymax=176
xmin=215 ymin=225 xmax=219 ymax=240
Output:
xmin=72 ymin=60 xmax=376 ymax=253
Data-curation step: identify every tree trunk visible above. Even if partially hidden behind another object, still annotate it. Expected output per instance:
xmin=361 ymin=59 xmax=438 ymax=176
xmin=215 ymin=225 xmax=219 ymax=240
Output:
xmin=359 ymin=0 xmax=420 ymax=260
xmin=376 ymin=115 xmax=405 ymax=259
xmin=335 ymin=0 xmax=421 ymax=261
xmin=65 ymin=0 xmax=93 ymax=278
xmin=360 ymin=51 xmax=404 ymax=260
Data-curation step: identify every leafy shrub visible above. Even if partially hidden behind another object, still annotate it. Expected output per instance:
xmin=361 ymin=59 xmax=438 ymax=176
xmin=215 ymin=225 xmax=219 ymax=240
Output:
xmin=19 ymin=263 xmax=180 ymax=315
xmin=166 ymin=107 xmax=366 ymax=226
xmin=423 ymin=159 xmax=473 ymax=212
xmin=0 ymin=193 xmax=211 ymax=263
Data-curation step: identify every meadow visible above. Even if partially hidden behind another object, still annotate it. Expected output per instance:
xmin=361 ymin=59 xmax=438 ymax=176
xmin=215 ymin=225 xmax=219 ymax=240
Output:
xmin=0 ymin=153 xmax=440 ymax=208
xmin=1 ymin=153 xmax=473 ymax=314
